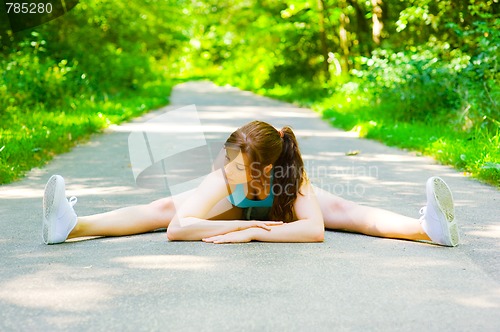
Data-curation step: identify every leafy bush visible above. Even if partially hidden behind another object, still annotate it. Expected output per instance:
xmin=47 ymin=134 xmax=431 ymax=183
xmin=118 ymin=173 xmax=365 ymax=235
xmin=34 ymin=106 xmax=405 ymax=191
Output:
xmin=353 ymin=50 xmax=462 ymax=123
xmin=0 ymin=0 xmax=187 ymax=183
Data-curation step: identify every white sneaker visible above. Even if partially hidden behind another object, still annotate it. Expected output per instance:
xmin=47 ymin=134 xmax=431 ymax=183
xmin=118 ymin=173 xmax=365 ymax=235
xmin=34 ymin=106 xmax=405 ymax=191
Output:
xmin=42 ymin=175 xmax=78 ymax=244
xmin=419 ymin=176 xmax=459 ymax=247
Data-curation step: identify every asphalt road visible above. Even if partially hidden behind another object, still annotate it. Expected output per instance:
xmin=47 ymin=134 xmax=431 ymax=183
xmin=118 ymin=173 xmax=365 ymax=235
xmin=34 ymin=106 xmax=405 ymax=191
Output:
xmin=0 ymin=81 xmax=499 ymax=331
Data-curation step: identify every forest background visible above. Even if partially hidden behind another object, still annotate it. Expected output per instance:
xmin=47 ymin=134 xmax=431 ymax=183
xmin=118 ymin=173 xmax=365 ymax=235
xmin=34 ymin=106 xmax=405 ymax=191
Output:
xmin=0 ymin=0 xmax=498 ymax=186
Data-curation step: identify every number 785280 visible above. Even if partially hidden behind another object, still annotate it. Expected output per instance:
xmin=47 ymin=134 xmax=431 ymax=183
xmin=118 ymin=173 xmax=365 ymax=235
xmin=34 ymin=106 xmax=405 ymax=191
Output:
xmin=6 ymin=2 xmax=53 ymax=14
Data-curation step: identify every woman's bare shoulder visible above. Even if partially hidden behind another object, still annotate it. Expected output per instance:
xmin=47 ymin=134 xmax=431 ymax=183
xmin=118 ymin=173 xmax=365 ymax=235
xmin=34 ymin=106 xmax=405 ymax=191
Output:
xmin=198 ymin=169 xmax=233 ymax=196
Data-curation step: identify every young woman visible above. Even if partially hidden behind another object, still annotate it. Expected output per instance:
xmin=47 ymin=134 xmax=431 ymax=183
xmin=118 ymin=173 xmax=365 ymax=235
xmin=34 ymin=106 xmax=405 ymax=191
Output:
xmin=42 ymin=121 xmax=459 ymax=246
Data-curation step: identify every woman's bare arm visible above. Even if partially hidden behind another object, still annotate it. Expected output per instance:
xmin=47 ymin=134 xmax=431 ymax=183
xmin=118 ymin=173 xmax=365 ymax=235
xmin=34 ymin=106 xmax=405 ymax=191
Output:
xmin=166 ymin=170 xmax=282 ymax=241
xmin=203 ymin=180 xmax=325 ymax=243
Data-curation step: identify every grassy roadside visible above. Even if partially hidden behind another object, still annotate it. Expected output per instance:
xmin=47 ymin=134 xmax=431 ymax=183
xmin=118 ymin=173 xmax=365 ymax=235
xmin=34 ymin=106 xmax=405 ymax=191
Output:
xmin=2 ymin=76 xmax=498 ymax=188
xmin=0 ymin=79 xmax=178 ymax=184
xmin=256 ymin=84 xmax=500 ymax=188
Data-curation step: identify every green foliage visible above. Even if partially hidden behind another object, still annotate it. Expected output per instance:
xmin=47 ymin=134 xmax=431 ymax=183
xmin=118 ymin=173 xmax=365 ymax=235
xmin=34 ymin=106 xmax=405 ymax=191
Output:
xmin=185 ymin=0 xmax=499 ymax=186
xmin=312 ymin=88 xmax=500 ymax=186
xmin=0 ymin=0 xmax=187 ymax=183
xmin=354 ymin=50 xmax=462 ymax=122
xmin=0 ymin=79 xmax=176 ymax=183
xmin=1 ymin=0 xmax=499 ymax=186
xmin=186 ymin=0 xmax=325 ymax=90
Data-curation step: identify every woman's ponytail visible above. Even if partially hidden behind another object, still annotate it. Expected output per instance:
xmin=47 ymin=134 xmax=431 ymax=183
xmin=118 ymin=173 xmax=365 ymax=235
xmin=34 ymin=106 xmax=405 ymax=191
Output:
xmin=270 ymin=126 xmax=306 ymax=222
xmin=224 ymin=121 xmax=307 ymax=223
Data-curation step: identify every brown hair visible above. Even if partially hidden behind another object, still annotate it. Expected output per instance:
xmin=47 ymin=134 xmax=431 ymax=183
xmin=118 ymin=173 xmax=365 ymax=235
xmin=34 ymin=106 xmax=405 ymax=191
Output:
xmin=224 ymin=120 xmax=306 ymax=222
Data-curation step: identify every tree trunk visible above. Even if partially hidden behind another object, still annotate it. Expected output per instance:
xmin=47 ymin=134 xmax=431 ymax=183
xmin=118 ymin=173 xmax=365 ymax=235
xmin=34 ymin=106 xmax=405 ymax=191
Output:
xmin=347 ymin=0 xmax=373 ymax=56
xmin=371 ymin=0 xmax=383 ymax=45
xmin=339 ymin=0 xmax=350 ymax=74
xmin=317 ymin=0 xmax=330 ymax=81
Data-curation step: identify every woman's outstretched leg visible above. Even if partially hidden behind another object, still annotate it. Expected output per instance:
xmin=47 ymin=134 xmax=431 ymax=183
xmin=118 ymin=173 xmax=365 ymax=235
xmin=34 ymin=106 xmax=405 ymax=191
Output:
xmin=69 ymin=186 xmax=242 ymax=239
xmin=69 ymin=197 xmax=177 ymax=238
xmin=313 ymin=185 xmax=429 ymax=241
xmin=312 ymin=177 xmax=459 ymax=246
xmin=42 ymin=174 xmax=192 ymax=244
xmin=42 ymin=174 xmax=241 ymax=244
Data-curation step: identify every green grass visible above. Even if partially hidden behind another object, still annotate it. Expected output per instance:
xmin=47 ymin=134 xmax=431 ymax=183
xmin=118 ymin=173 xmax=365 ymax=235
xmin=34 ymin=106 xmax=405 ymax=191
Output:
xmin=254 ymin=83 xmax=500 ymax=188
xmin=0 ymin=79 xmax=179 ymax=184
xmin=2 ymin=75 xmax=498 ymax=188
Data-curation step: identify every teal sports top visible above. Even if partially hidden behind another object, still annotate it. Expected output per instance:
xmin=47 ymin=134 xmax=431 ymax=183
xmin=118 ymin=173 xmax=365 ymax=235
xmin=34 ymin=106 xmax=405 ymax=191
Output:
xmin=226 ymin=174 xmax=274 ymax=208
xmin=227 ymin=184 xmax=274 ymax=208
xmin=227 ymin=175 xmax=274 ymax=220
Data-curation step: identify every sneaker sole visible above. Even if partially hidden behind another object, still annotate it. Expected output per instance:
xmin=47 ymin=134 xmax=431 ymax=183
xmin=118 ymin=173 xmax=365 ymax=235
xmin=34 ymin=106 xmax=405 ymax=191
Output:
xmin=428 ymin=177 xmax=459 ymax=246
xmin=42 ymin=175 xmax=65 ymax=244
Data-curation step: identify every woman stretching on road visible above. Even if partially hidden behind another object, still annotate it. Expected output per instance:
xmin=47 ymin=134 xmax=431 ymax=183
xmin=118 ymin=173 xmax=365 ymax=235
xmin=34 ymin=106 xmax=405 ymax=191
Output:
xmin=42 ymin=120 xmax=459 ymax=246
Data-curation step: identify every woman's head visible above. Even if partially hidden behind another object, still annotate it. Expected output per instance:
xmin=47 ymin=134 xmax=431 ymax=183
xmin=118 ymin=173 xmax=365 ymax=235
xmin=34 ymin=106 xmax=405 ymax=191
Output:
xmin=224 ymin=120 xmax=306 ymax=222
xmin=224 ymin=120 xmax=283 ymax=183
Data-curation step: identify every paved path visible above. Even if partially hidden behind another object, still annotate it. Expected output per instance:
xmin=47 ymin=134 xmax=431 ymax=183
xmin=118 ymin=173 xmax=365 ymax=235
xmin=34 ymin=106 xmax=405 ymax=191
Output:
xmin=0 ymin=81 xmax=499 ymax=331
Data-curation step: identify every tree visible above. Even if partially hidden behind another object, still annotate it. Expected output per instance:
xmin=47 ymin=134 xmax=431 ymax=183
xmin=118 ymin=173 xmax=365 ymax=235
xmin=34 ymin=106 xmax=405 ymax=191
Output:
xmin=371 ymin=0 xmax=383 ymax=45
xmin=317 ymin=0 xmax=331 ymax=80
xmin=338 ymin=0 xmax=350 ymax=73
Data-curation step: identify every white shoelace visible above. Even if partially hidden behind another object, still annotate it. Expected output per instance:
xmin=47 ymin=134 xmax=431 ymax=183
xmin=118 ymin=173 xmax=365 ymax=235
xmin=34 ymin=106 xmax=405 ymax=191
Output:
xmin=68 ymin=196 xmax=78 ymax=207
xmin=418 ymin=206 xmax=427 ymax=223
